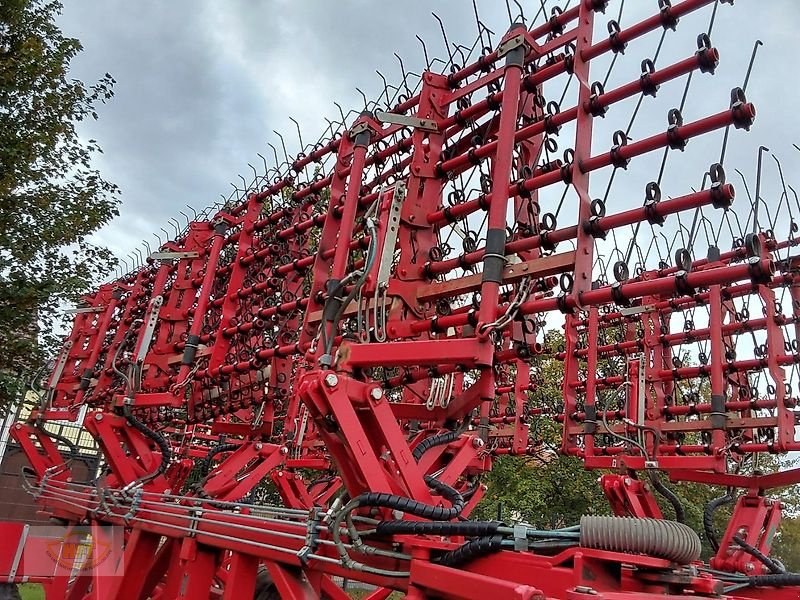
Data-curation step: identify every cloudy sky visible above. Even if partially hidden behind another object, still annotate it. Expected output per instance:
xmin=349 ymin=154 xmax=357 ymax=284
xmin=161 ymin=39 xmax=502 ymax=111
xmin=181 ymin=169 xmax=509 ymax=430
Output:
xmin=57 ymin=0 xmax=800 ymax=275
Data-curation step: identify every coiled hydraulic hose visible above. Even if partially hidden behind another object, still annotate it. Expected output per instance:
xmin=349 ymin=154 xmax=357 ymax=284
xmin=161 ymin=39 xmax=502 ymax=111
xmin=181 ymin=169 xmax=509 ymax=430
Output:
xmin=580 ymin=515 xmax=701 ymax=564
xmin=412 ymin=428 xmax=462 ymax=462
xmin=704 ymin=491 xmax=734 ymax=552
xmin=375 ymin=519 xmax=503 ymax=537
xmin=123 ymin=406 xmax=171 ymax=482
xmin=435 ymin=534 xmax=505 ymax=567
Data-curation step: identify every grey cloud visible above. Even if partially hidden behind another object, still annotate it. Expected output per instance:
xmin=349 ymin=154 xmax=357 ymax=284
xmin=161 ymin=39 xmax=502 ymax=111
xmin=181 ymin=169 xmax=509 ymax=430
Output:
xmin=56 ymin=1 xmax=800 ymax=265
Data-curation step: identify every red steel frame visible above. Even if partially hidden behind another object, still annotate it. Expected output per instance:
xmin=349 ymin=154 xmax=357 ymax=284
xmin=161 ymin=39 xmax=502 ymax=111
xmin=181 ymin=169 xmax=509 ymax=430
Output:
xmin=4 ymin=0 xmax=800 ymax=598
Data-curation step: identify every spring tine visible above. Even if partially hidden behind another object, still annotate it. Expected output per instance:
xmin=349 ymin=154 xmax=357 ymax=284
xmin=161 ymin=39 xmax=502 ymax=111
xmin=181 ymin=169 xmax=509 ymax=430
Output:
xmin=742 ymin=39 xmax=764 ymax=93
xmin=431 ymin=13 xmax=455 ymax=66
xmin=415 ymin=35 xmax=431 ymax=71
xmin=753 ymin=145 xmax=769 ymax=233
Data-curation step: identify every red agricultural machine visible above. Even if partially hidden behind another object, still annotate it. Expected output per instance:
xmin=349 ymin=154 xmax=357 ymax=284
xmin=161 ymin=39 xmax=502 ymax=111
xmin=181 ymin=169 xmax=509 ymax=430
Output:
xmin=3 ymin=0 xmax=800 ymax=598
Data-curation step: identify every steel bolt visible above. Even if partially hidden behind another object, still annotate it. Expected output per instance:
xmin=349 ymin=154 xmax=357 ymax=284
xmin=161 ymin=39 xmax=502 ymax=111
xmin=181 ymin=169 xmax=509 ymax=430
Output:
xmin=324 ymin=373 xmax=339 ymax=387
xmin=370 ymin=388 xmax=383 ymax=400
xmin=255 ymin=443 xmax=263 ymax=451
xmin=95 ymin=413 xmax=103 ymax=421
xmin=472 ymin=437 xmax=485 ymax=448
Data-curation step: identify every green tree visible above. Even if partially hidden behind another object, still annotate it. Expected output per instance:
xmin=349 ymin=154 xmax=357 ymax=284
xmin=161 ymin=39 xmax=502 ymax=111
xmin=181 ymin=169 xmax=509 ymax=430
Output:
xmin=0 ymin=0 xmax=118 ymax=413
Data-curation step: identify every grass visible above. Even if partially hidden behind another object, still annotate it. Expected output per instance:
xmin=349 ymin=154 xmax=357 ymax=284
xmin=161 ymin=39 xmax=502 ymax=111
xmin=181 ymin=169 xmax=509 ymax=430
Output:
xmin=18 ymin=584 xmax=44 ymax=600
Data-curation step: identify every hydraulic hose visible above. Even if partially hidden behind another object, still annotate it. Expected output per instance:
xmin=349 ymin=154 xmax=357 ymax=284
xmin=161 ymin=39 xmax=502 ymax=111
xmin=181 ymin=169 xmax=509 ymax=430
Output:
xmin=704 ymin=491 xmax=734 ymax=553
xmin=123 ymin=406 xmax=171 ymax=481
xmin=649 ymin=472 xmax=686 ymax=523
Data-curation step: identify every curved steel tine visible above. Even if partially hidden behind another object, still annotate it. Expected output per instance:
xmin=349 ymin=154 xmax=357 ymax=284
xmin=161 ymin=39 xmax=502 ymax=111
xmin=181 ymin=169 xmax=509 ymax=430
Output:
xmin=267 ymin=143 xmax=281 ymax=171
xmin=273 ymin=130 xmax=290 ymax=164
xmin=248 ymin=163 xmax=259 ymax=187
xmin=753 ymin=145 xmax=769 ymax=233
xmin=160 ymin=227 xmax=171 ymax=243
xmin=431 ymin=13 xmax=455 ymax=66
xmin=128 ymin=252 xmax=138 ymax=269
xmin=504 ymin=0 xmax=514 ymax=25
xmin=142 ymin=240 xmax=151 ymax=257
xmin=355 ymin=87 xmax=368 ymax=111
xmin=186 ymin=204 xmax=198 ymax=219
xmin=257 ymin=153 xmax=269 ymax=175
xmin=238 ymin=173 xmax=248 ymax=193
xmin=289 ymin=116 xmax=304 ymax=150
xmin=393 ymin=53 xmax=412 ymax=96
xmin=471 ymin=0 xmax=486 ymax=47
xmin=513 ymin=0 xmax=526 ymax=25
xmin=153 ymin=232 xmax=163 ymax=249
xmin=333 ymin=102 xmax=347 ymax=125
xmin=788 ymin=185 xmax=800 ymax=214
xmin=179 ymin=210 xmax=190 ymax=227
xmin=415 ymin=36 xmax=430 ymax=71
xmin=168 ymin=218 xmax=181 ymax=237
xmin=119 ymin=257 xmax=129 ymax=274
xmin=133 ymin=247 xmax=144 ymax=267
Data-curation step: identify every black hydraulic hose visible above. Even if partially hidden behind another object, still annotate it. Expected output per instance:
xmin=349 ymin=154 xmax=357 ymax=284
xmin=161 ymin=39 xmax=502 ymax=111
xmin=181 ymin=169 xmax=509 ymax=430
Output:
xmin=36 ymin=422 xmax=79 ymax=458
xmin=435 ymin=534 xmax=505 ymax=567
xmin=461 ymin=478 xmax=482 ymax=501
xmin=412 ymin=429 xmax=462 ymax=462
xmin=123 ymin=406 xmax=171 ymax=478
xmin=733 ymin=534 xmax=785 ymax=574
xmin=745 ymin=573 xmax=800 ymax=588
xmin=375 ymin=519 xmax=503 ymax=537
xmin=649 ymin=472 xmax=686 ymax=523
xmin=200 ymin=443 xmax=238 ymax=477
xmin=704 ymin=491 xmax=734 ymax=553
xmin=354 ymin=475 xmax=465 ymax=521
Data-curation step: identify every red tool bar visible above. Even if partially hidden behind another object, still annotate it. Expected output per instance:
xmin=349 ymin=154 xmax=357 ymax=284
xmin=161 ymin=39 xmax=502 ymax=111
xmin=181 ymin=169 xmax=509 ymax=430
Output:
xmin=582 ymin=0 xmax=719 ymax=61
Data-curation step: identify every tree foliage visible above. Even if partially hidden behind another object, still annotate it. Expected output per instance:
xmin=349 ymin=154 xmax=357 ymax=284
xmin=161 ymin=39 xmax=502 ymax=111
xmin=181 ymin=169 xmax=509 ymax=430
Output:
xmin=0 ymin=0 xmax=118 ymax=412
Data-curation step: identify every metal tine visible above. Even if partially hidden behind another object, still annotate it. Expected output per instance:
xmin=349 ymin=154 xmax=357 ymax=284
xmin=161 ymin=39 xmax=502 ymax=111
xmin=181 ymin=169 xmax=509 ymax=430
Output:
xmin=513 ymin=0 xmax=527 ymax=25
xmin=153 ymin=232 xmax=163 ymax=250
xmin=168 ymin=218 xmax=181 ymax=238
xmin=247 ymin=163 xmax=261 ymax=190
xmin=273 ymin=130 xmax=290 ymax=166
xmin=333 ymin=101 xmax=347 ymax=127
xmin=289 ymin=116 xmax=304 ymax=153
xmin=179 ymin=210 xmax=190 ymax=227
xmin=134 ymin=247 xmax=144 ymax=267
xmin=355 ymin=87 xmax=369 ymax=112
xmin=393 ymin=53 xmax=412 ymax=97
xmin=752 ymin=145 xmax=769 ymax=233
xmin=374 ymin=70 xmax=394 ymax=109
xmin=415 ymin=36 xmax=431 ymax=71
xmin=142 ymin=240 xmax=151 ymax=258
xmin=186 ymin=204 xmax=198 ymax=219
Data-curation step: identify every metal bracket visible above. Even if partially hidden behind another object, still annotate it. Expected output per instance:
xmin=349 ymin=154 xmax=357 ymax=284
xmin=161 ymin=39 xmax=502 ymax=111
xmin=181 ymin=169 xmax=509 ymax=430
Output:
xmin=497 ymin=34 xmax=527 ymax=58
xmin=149 ymin=251 xmax=200 ymax=261
xmin=513 ymin=523 xmax=529 ymax=552
xmin=7 ymin=523 xmax=29 ymax=582
xmin=375 ymin=110 xmax=439 ymax=133
xmin=376 ymin=182 xmax=407 ymax=288
xmin=64 ymin=306 xmax=106 ymax=315
xmin=47 ymin=340 xmax=73 ymax=395
xmin=618 ymin=304 xmax=656 ymax=317
xmin=135 ymin=296 xmax=163 ymax=364
xmin=188 ymin=507 xmax=203 ymax=538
